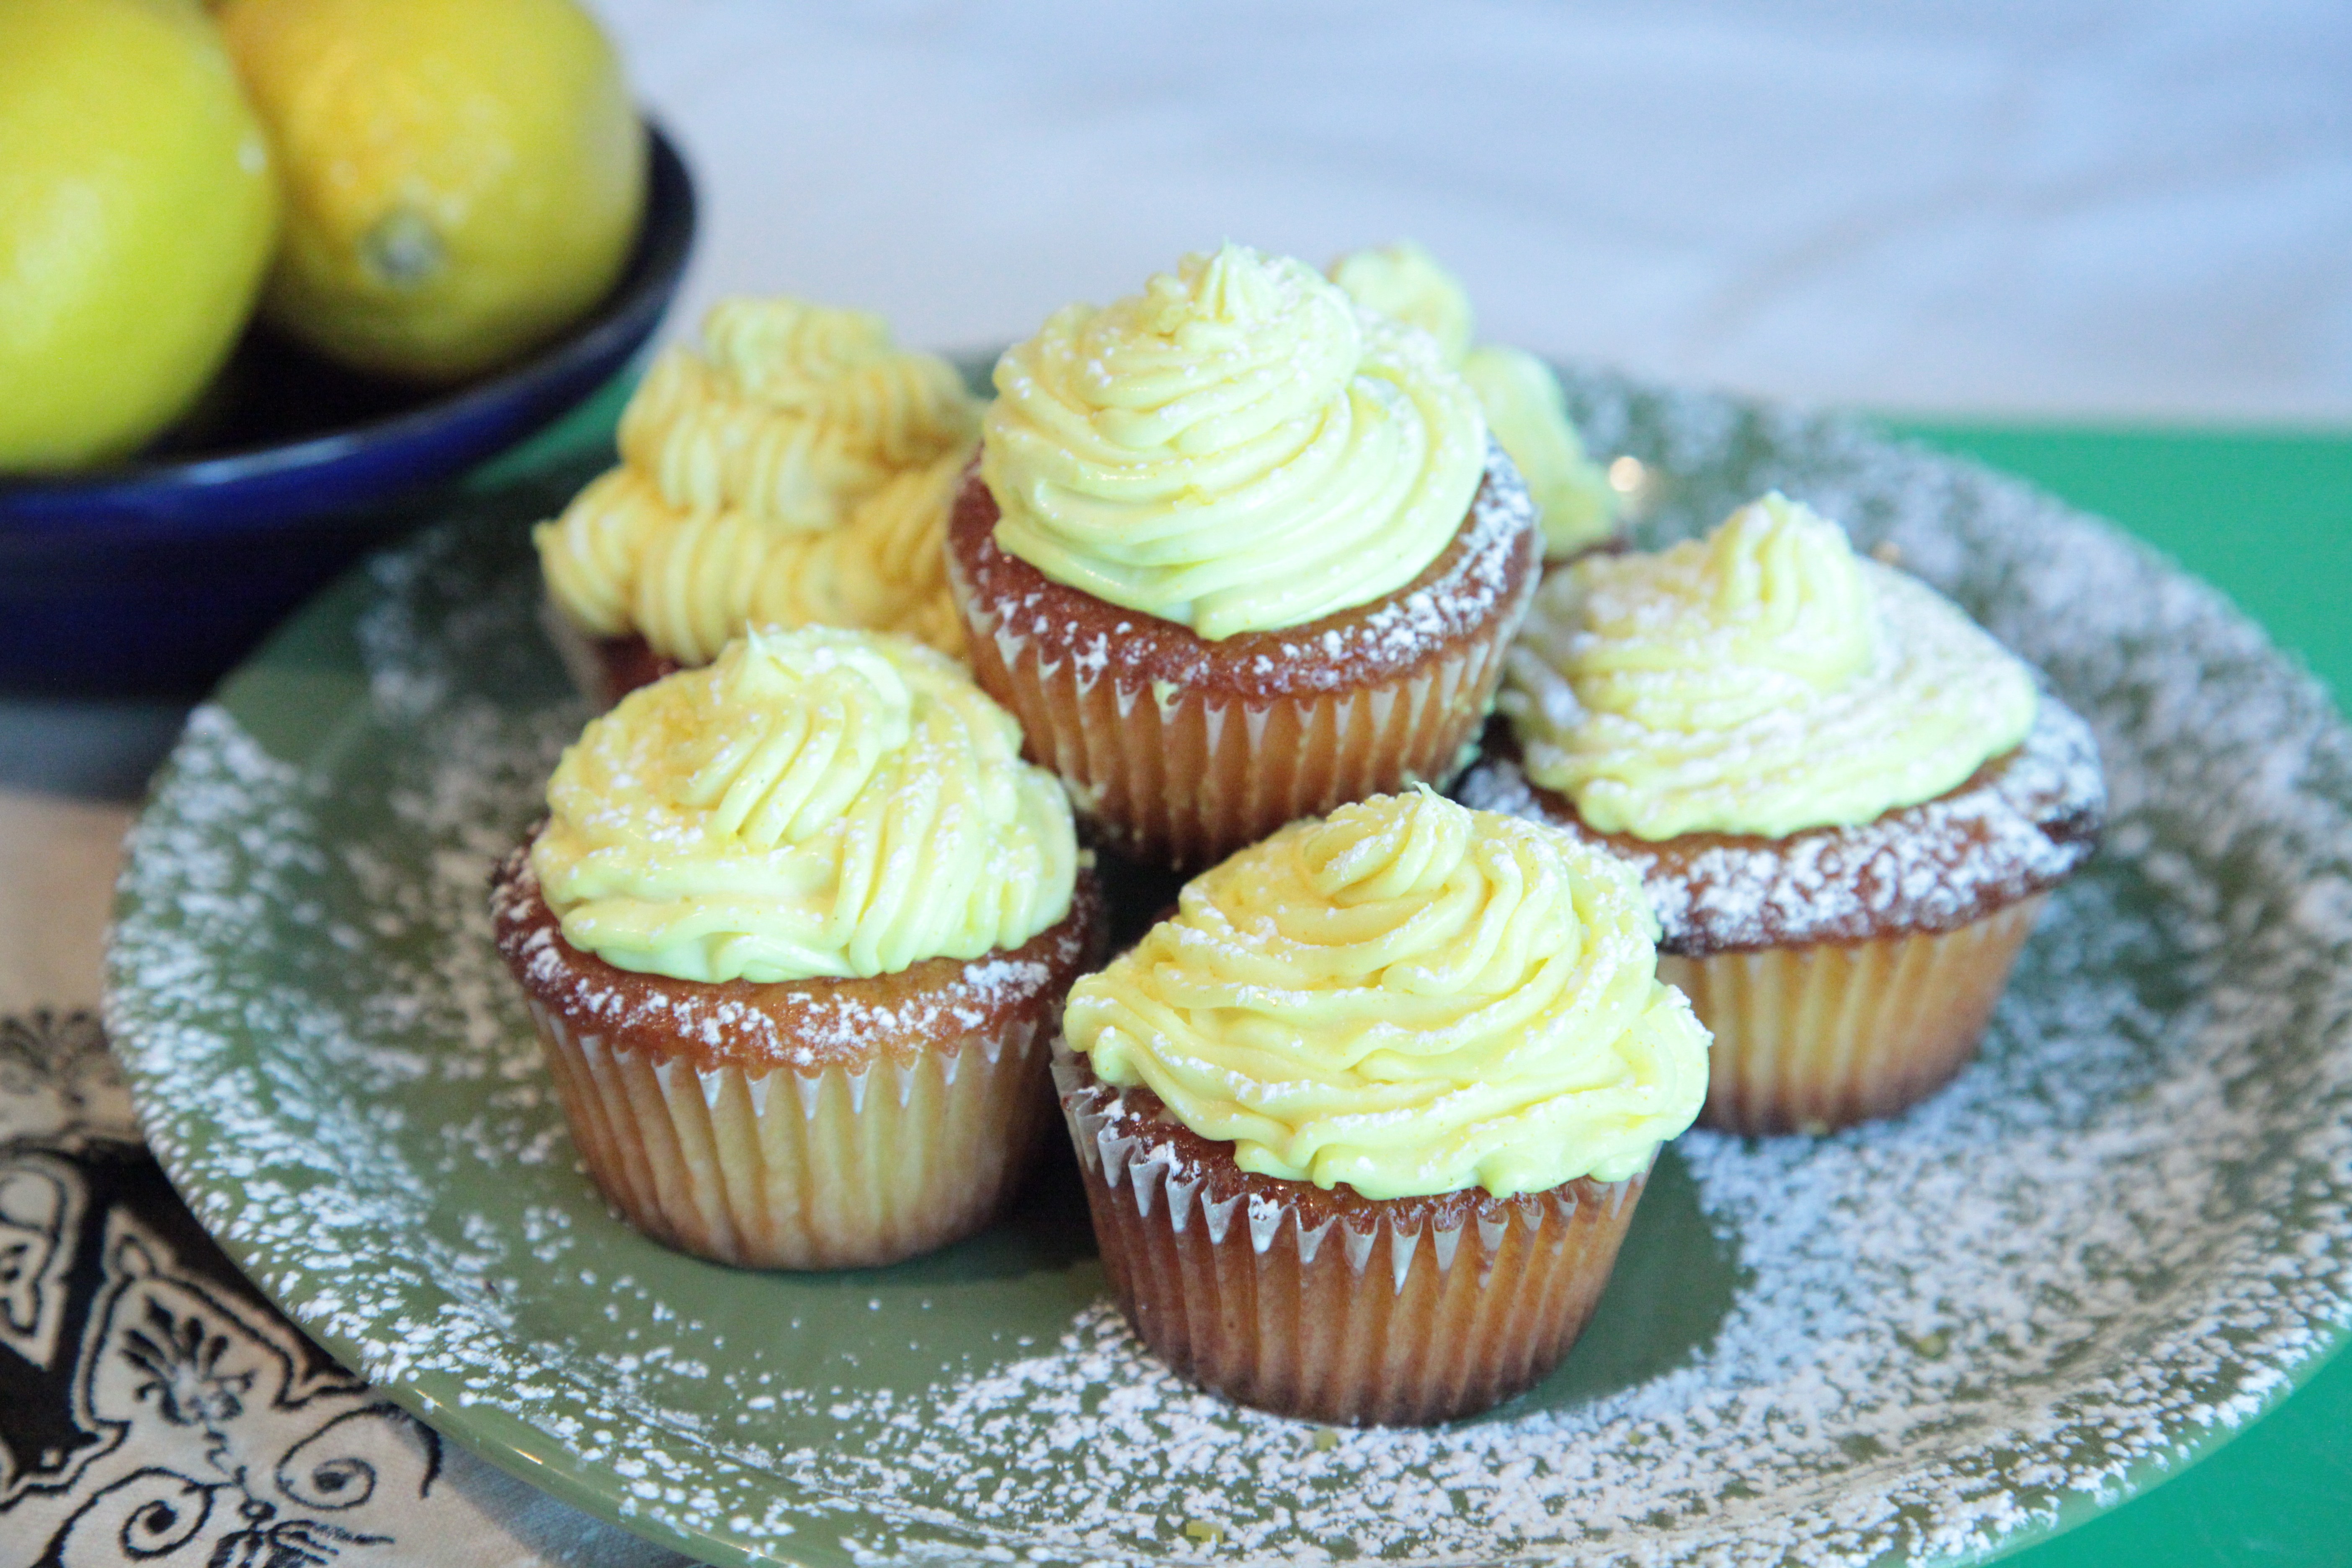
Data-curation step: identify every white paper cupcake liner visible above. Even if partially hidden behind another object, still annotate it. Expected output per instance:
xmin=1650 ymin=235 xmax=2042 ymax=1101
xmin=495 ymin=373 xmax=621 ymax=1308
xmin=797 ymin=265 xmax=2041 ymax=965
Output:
xmin=532 ymin=1003 xmax=1050 ymax=1269
xmin=1662 ymin=893 xmax=2049 ymax=1135
xmin=957 ymin=600 xmax=1506 ymax=870
xmin=1053 ymin=1048 xmax=1646 ymax=1425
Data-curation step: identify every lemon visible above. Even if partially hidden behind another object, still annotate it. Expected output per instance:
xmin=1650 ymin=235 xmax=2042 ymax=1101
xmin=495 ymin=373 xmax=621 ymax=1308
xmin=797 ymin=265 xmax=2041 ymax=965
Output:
xmin=218 ymin=0 xmax=646 ymax=384
xmin=0 ymin=0 xmax=279 ymax=472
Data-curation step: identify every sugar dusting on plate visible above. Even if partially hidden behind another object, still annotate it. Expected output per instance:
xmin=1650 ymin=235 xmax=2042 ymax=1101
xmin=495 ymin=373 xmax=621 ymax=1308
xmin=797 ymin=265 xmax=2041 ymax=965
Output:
xmin=106 ymin=373 xmax=2352 ymax=1568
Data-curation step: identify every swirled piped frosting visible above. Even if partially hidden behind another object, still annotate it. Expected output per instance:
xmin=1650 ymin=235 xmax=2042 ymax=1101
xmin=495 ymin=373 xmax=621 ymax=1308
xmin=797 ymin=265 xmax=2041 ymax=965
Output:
xmin=982 ymin=244 xmax=1486 ymax=640
xmin=1330 ymin=242 xmax=1618 ymax=560
xmin=1328 ymin=242 xmax=1474 ymax=363
xmin=530 ymin=627 xmax=1078 ymax=984
xmin=534 ymin=297 xmax=979 ymax=663
xmin=1063 ymin=789 xmax=1709 ymax=1199
xmin=1502 ymin=494 xmax=2039 ymax=841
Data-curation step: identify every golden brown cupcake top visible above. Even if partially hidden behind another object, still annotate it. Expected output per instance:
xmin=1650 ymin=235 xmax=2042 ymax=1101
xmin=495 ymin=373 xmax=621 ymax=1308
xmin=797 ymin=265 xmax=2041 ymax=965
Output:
xmin=1461 ymin=695 xmax=2104 ymax=955
xmin=494 ymin=846 xmax=1103 ymax=1073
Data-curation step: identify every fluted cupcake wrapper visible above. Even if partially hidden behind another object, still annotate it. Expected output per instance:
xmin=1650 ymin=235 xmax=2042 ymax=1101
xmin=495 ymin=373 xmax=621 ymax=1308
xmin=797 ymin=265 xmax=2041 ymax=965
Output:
xmin=1054 ymin=1051 xmax=1647 ymax=1426
xmin=1663 ymin=893 xmax=2049 ymax=1136
xmin=530 ymin=1002 xmax=1051 ymax=1269
xmin=958 ymin=603 xmax=1510 ymax=871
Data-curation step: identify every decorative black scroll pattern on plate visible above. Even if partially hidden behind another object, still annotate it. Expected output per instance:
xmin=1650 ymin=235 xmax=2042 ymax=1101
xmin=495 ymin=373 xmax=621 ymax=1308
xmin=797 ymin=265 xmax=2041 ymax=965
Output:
xmin=1 ymin=1010 xmax=444 ymax=1567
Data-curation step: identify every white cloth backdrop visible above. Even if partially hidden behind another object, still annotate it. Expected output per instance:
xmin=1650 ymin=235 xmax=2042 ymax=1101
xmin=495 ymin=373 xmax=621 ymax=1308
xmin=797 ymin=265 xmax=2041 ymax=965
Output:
xmin=588 ymin=0 xmax=2352 ymax=423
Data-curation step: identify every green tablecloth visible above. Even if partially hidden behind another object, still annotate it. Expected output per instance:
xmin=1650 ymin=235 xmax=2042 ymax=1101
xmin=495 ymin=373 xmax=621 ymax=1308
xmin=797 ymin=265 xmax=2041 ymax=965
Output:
xmin=1895 ymin=423 xmax=2352 ymax=1568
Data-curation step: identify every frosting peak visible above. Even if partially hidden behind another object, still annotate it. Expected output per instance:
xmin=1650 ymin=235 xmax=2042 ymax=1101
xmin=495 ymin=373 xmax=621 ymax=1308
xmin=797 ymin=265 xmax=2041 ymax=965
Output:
xmin=531 ymin=629 xmax=1077 ymax=984
xmin=1503 ymin=495 xmax=2040 ymax=841
xmin=1077 ymin=244 xmax=1361 ymax=458
xmin=1063 ymin=791 xmax=1710 ymax=1199
xmin=1701 ymin=494 xmax=1868 ymax=642
xmin=626 ymin=297 xmax=975 ymax=519
xmin=1571 ymin=492 xmax=1874 ymax=713
xmin=983 ymin=245 xmax=1485 ymax=640
xmin=1161 ymin=239 xmax=1282 ymax=332
xmin=1301 ymin=786 xmax=1471 ymax=907
xmin=676 ymin=634 xmax=914 ymax=848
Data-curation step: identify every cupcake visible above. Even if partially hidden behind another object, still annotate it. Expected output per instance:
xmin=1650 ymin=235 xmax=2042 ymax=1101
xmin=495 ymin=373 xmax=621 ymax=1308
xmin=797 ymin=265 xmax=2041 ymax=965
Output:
xmin=948 ymin=243 xmax=1542 ymax=871
xmin=1055 ymin=788 xmax=1709 ymax=1425
xmin=535 ymin=297 xmax=980 ymax=706
xmin=491 ymin=627 xmax=1104 ymax=1268
xmin=1461 ymin=495 xmax=2104 ymax=1134
xmin=1329 ymin=242 xmax=1622 ymax=562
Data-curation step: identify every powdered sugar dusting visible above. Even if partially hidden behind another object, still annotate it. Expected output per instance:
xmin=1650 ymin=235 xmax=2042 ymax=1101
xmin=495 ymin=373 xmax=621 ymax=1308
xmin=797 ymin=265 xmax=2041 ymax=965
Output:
xmin=949 ymin=441 xmax=1538 ymax=698
xmin=1460 ymin=696 xmax=2104 ymax=953
xmin=105 ymin=371 xmax=2352 ymax=1568
xmin=491 ymin=846 xmax=1062 ymax=1068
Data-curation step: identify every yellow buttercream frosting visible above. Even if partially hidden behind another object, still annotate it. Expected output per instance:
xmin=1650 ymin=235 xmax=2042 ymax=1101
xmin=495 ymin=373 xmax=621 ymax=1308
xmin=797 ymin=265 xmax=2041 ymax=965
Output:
xmin=1502 ymin=493 xmax=2040 ymax=841
xmin=1458 ymin=344 xmax=1619 ymax=560
xmin=536 ymin=466 xmax=660 ymax=638
xmin=531 ymin=627 xmax=1078 ymax=984
xmin=1063 ymin=789 xmax=1709 ymax=1199
xmin=1327 ymin=242 xmax=1474 ymax=364
xmin=1329 ymin=242 xmax=1619 ymax=560
xmin=620 ymin=297 xmax=977 ymax=524
xmin=983 ymin=243 xmax=1487 ymax=641
xmin=624 ymin=449 xmax=970 ymax=666
xmin=534 ymin=296 xmax=979 ymax=663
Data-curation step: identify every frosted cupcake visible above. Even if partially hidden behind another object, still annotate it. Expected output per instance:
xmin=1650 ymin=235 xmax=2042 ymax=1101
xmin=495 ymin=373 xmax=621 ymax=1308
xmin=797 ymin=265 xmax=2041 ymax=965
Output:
xmin=948 ymin=244 xmax=1542 ymax=870
xmin=1330 ymin=242 xmax=1620 ymax=562
xmin=492 ymin=627 xmax=1104 ymax=1268
xmin=1461 ymin=495 xmax=2104 ymax=1134
xmin=536 ymin=297 xmax=980 ymax=705
xmin=1055 ymin=789 xmax=1709 ymax=1424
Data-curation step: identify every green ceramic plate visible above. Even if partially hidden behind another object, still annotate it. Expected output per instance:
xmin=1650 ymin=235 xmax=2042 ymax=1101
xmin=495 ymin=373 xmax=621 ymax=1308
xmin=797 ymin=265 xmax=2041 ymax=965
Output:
xmin=106 ymin=369 xmax=2352 ymax=1568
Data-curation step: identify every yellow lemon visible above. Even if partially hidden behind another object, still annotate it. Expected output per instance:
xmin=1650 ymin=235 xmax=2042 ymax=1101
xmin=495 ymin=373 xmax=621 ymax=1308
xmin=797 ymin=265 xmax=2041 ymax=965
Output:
xmin=0 ymin=0 xmax=279 ymax=472
xmin=218 ymin=0 xmax=646 ymax=384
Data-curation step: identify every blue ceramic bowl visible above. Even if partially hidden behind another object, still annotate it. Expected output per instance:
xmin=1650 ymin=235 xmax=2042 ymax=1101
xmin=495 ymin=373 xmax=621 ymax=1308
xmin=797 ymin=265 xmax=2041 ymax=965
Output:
xmin=0 ymin=124 xmax=695 ymax=699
